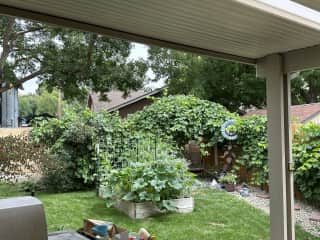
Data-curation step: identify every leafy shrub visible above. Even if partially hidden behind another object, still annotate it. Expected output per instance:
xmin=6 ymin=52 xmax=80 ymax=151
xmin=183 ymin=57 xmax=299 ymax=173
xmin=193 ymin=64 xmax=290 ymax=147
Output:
xmin=31 ymin=106 xmax=126 ymax=192
xmin=129 ymin=95 xmax=237 ymax=155
xmin=18 ymin=180 xmax=41 ymax=195
xmin=0 ymin=135 xmax=48 ymax=182
xmin=235 ymin=116 xmax=269 ymax=185
xmin=101 ymin=157 xmax=195 ymax=211
xmin=293 ymin=123 xmax=320 ymax=203
xmin=234 ymin=117 xmax=320 ymax=204
xmin=219 ymin=172 xmax=237 ymax=184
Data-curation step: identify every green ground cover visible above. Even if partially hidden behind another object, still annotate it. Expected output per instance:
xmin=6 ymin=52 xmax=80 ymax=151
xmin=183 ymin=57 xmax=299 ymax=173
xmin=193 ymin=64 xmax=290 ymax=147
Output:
xmin=0 ymin=184 xmax=318 ymax=240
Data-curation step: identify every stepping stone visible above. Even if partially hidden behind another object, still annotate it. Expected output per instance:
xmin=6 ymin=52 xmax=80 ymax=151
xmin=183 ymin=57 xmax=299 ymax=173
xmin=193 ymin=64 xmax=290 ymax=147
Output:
xmin=257 ymin=194 xmax=270 ymax=199
xmin=309 ymin=212 xmax=320 ymax=222
xmin=294 ymin=203 xmax=301 ymax=211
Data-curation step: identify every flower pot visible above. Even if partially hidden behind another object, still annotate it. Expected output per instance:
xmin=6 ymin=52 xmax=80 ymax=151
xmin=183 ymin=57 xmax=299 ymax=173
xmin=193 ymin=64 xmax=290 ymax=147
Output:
xmin=223 ymin=183 xmax=235 ymax=192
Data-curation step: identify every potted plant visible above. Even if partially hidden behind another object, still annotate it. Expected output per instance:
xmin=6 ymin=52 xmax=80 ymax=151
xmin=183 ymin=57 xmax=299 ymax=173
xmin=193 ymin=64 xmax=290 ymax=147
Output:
xmin=219 ymin=172 xmax=237 ymax=192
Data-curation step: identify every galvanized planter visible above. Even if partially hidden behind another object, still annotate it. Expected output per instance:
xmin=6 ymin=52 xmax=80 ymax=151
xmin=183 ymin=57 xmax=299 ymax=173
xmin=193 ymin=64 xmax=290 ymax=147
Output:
xmin=115 ymin=197 xmax=194 ymax=219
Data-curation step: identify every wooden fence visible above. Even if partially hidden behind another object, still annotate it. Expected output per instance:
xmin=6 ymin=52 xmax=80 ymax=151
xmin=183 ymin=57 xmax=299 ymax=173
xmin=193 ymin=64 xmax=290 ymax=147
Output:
xmin=0 ymin=128 xmax=31 ymax=137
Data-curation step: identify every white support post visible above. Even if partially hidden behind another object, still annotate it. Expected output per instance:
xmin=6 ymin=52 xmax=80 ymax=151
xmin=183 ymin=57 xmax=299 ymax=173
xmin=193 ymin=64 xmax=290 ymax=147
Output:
xmin=257 ymin=54 xmax=295 ymax=240
xmin=284 ymin=73 xmax=295 ymax=240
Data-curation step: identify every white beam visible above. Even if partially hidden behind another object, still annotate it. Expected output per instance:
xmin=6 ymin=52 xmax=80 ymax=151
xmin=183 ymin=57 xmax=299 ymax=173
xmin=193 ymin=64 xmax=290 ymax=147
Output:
xmin=293 ymin=0 xmax=320 ymax=12
xmin=284 ymin=44 xmax=320 ymax=73
xmin=257 ymin=54 xmax=295 ymax=240
xmin=283 ymin=74 xmax=295 ymax=240
xmin=0 ymin=4 xmax=255 ymax=65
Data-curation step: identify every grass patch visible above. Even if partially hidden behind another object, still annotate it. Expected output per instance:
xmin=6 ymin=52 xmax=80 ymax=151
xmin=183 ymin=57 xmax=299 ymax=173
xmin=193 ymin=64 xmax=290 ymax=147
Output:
xmin=0 ymin=184 xmax=318 ymax=240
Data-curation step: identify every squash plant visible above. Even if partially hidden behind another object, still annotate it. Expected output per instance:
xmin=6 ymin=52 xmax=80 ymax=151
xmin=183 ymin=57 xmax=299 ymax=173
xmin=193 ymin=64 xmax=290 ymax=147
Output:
xmin=100 ymin=138 xmax=195 ymax=211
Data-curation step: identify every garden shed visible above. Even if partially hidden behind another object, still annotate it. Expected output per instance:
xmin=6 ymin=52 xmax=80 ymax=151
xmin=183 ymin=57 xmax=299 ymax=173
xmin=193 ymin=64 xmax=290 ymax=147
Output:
xmin=1 ymin=1 xmax=320 ymax=239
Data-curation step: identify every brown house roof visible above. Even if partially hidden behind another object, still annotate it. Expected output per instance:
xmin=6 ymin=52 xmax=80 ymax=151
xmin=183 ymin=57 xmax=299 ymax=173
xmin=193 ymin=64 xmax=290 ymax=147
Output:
xmin=88 ymin=88 xmax=163 ymax=112
xmin=244 ymin=103 xmax=320 ymax=123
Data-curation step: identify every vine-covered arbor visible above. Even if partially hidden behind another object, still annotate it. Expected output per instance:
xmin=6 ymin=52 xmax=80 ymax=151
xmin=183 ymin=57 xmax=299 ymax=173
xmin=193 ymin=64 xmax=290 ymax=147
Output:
xmin=2 ymin=1 xmax=320 ymax=239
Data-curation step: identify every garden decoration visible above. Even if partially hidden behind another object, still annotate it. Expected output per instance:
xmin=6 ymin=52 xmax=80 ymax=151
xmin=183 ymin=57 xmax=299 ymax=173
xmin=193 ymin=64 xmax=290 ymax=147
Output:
xmin=239 ymin=187 xmax=250 ymax=197
xmin=221 ymin=119 xmax=238 ymax=141
xmin=220 ymin=144 xmax=237 ymax=172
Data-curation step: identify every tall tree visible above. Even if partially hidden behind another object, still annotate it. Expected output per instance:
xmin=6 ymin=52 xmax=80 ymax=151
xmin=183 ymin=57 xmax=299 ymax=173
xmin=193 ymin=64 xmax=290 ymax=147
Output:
xmin=291 ymin=69 xmax=320 ymax=105
xmin=148 ymin=47 xmax=265 ymax=113
xmin=0 ymin=16 xmax=147 ymax=125
xmin=19 ymin=89 xmax=59 ymax=119
xmin=149 ymin=47 xmax=320 ymax=112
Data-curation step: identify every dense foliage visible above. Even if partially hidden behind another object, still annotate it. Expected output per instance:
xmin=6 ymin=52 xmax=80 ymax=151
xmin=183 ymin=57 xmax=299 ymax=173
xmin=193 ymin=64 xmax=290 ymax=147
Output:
xmin=28 ymin=95 xmax=320 ymax=203
xmin=235 ymin=116 xmax=268 ymax=185
xmin=0 ymin=16 xmax=147 ymax=98
xmin=234 ymin=116 xmax=320 ymax=204
xmin=100 ymin=140 xmax=194 ymax=210
xmin=148 ymin=47 xmax=320 ymax=112
xmin=291 ymin=70 xmax=320 ymax=104
xmin=31 ymin=107 xmax=126 ymax=192
xmin=129 ymin=95 xmax=237 ymax=154
xmin=148 ymin=47 xmax=265 ymax=113
xmin=0 ymin=16 xmax=147 ymax=128
xmin=293 ymin=123 xmax=320 ymax=203
xmin=19 ymin=89 xmax=60 ymax=119
xmin=0 ymin=135 xmax=48 ymax=182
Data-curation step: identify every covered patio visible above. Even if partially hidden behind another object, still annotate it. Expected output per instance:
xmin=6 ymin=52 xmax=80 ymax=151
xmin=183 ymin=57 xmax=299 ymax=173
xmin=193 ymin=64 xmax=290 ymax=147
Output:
xmin=1 ymin=0 xmax=320 ymax=239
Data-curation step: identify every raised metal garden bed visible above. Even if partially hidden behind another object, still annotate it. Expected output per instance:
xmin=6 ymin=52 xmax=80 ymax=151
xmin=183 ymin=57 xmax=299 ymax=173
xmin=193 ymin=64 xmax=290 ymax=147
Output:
xmin=115 ymin=197 xmax=194 ymax=219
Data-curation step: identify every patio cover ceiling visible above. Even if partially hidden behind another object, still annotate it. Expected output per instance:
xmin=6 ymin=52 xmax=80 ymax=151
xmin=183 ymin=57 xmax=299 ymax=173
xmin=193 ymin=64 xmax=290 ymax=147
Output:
xmin=1 ymin=0 xmax=320 ymax=66
xmin=294 ymin=0 xmax=320 ymax=12
xmin=1 ymin=1 xmax=320 ymax=240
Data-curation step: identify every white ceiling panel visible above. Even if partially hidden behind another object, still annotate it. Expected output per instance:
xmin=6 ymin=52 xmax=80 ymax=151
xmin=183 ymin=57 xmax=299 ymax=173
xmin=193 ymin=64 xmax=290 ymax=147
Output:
xmin=1 ymin=0 xmax=320 ymax=63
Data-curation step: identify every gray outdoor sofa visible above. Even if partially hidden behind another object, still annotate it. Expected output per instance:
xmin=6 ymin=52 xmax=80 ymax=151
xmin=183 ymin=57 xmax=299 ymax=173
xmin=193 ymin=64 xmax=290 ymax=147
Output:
xmin=0 ymin=196 xmax=87 ymax=240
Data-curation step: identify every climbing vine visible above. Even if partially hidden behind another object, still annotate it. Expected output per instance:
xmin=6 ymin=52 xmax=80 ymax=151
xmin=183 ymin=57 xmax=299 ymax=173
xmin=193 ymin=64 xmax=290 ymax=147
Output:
xmin=129 ymin=95 xmax=237 ymax=154
xmin=293 ymin=123 xmax=320 ymax=203
xmin=234 ymin=116 xmax=269 ymax=185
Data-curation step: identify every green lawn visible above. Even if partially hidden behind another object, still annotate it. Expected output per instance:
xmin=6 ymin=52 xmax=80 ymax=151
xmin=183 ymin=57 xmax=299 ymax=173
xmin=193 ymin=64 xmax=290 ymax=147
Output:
xmin=0 ymin=184 xmax=318 ymax=240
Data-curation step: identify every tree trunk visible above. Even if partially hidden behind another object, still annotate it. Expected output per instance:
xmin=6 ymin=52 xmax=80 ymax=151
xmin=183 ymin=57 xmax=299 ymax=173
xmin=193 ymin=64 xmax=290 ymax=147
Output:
xmin=1 ymin=88 xmax=19 ymax=128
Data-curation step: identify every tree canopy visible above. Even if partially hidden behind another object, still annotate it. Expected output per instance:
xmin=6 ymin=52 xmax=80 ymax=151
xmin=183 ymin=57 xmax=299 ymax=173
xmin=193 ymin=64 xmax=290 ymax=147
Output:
xmin=0 ymin=16 xmax=148 ymax=99
xmin=148 ymin=47 xmax=320 ymax=112
xmin=148 ymin=47 xmax=265 ymax=113
xmin=291 ymin=69 xmax=320 ymax=104
xmin=19 ymin=88 xmax=59 ymax=119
